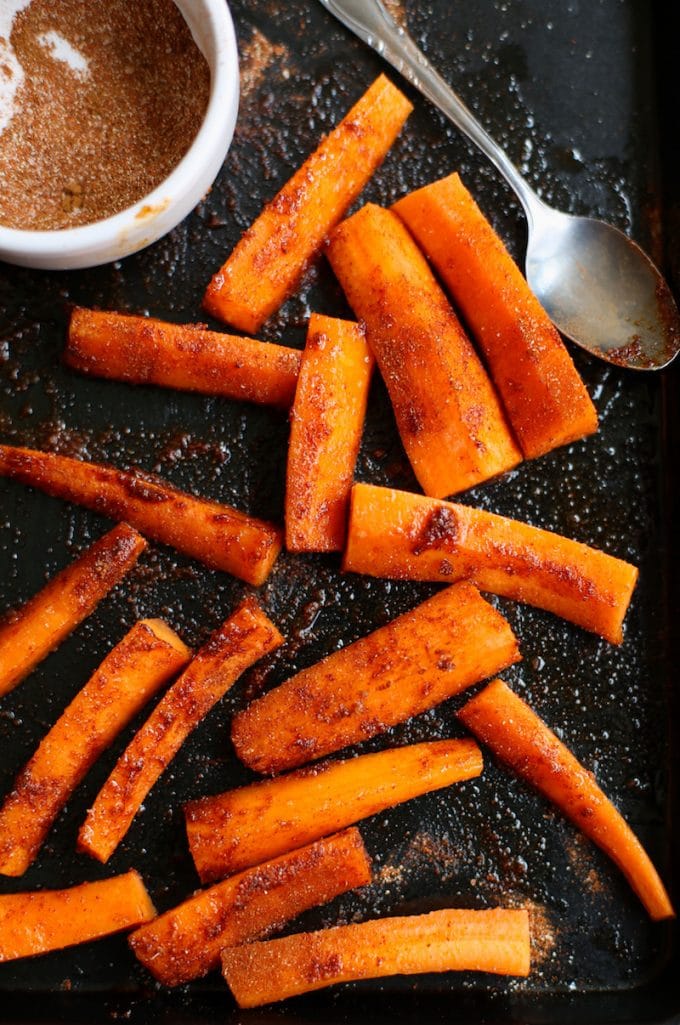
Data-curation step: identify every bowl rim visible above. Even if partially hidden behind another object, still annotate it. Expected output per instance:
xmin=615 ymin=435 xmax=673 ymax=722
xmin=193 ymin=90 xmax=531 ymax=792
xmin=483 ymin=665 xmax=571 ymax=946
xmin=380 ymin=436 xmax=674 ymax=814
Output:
xmin=0 ymin=0 xmax=239 ymax=257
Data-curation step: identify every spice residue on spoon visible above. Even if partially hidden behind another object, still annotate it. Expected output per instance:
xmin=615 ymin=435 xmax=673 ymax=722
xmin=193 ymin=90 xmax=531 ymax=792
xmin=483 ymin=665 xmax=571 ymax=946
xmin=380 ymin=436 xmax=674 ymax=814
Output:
xmin=0 ymin=0 xmax=211 ymax=231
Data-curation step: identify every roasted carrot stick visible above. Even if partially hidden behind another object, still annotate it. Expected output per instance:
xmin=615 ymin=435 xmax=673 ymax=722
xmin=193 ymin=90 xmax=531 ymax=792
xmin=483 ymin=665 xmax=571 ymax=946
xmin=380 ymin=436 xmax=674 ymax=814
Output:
xmin=78 ymin=599 xmax=283 ymax=863
xmin=0 ymin=871 xmax=155 ymax=962
xmin=0 ymin=445 xmax=282 ymax=585
xmin=130 ymin=827 xmax=371 ymax=986
xmin=285 ymin=314 xmax=373 ymax=552
xmin=0 ymin=523 xmax=145 ymax=699
xmin=231 ymin=581 xmax=519 ymax=775
xmin=221 ymin=907 xmax=531 ymax=1007
xmin=458 ymin=680 xmax=674 ymax=921
xmin=186 ymin=738 xmax=482 ymax=883
xmin=0 ymin=619 xmax=190 ymax=878
xmin=65 ymin=308 xmax=301 ymax=409
xmin=326 ymin=204 xmax=522 ymax=498
xmin=343 ymin=483 xmax=638 ymax=644
xmin=393 ymin=173 xmax=598 ymax=459
xmin=204 ymin=75 xmax=413 ymax=333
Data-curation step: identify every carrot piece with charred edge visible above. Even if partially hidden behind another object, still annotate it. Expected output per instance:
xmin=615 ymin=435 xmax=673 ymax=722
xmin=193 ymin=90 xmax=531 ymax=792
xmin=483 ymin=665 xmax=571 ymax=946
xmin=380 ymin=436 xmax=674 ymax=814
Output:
xmin=326 ymin=203 xmax=522 ymax=499
xmin=0 ymin=619 xmax=190 ymax=878
xmin=393 ymin=173 xmax=598 ymax=459
xmin=0 ymin=523 xmax=146 ymax=699
xmin=0 ymin=445 xmax=282 ymax=585
xmin=458 ymin=680 xmax=674 ymax=921
xmin=203 ymin=75 xmax=413 ymax=334
xmin=231 ymin=582 xmax=519 ymax=776
xmin=186 ymin=738 xmax=482 ymax=883
xmin=285 ymin=314 xmax=374 ymax=552
xmin=0 ymin=871 xmax=155 ymax=962
xmin=343 ymin=483 xmax=638 ymax=644
xmin=65 ymin=308 xmax=302 ymax=409
xmin=77 ymin=599 xmax=283 ymax=863
xmin=221 ymin=907 xmax=531 ymax=1007
xmin=130 ymin=827 xmax=371 ymax=986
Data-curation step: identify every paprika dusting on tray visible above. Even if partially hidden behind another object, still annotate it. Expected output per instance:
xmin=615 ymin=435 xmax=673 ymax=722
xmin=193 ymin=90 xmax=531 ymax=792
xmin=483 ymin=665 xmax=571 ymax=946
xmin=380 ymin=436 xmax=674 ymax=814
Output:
xmin=0 ymin=0 xmax=210 ymax=230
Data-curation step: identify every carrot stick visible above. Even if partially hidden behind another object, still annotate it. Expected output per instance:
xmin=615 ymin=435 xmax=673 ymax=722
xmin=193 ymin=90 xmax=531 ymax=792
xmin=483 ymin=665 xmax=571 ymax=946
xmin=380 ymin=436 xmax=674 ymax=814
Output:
xmin=0 ymin=523 xmax=146 ymax=698
xmin=65 ymin=308 xmax=301 ymax=409
xmin=343 ymin=482 xmax=638 ymax=644
xmin=78 ymin=598 xmax=283 ymax=863
xmin=231 ymin=581 xmax=519 ymax=775
xmin=0 ymin=619 xmax=190 ymax=878
xmin=0 ymin=871 xmax=155 ymax=962
xmin=203 ymin=75 xmax=413 ymax=334
xmin=285 ymin=314 xmax=374 ymax=551
xmin=326 ymin=204 xmax=522 ymax=498
xmin=221 ymin=907 xmax=531 ymax=1007
xmin=393 ymin=173 xmax=598 ymax=459
xmin=186 ymin=738 xmax=482 ymax=883
xmin=130 ymin=827 xmax=371 ymax=986
xmin=458 ymin=679 xmax=674 ymax=921
xmin=0 ymin=445 xmax=282 ymax=585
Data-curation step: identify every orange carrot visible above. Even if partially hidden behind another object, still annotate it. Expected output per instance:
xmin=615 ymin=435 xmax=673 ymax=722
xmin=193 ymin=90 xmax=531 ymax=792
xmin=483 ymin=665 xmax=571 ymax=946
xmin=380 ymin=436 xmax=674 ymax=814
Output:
xmin=221 ymin=907 xmax=531 ymax=1006
xmin=231 ymin=581 xmax=519 ymax=775
xmin=65 ymin=308 xmax=301 ymax=409
xmin=285 ymin=314 xmax=373 ymax=551
xmin=0 ymin=445 xmax=282 ymax=585
xmin=203 ymin=75 xmax=413 ymax=333
xmin=186 ymin=738 xmax=482 ymax=883
xmin=130 ymin=827 xmax=371 ymax=986
xmin=0 ymin=523 xmax=145 ymax=698
xmin=393 ymin=173 xmax=598 ymax=459
xmin=78 ymin=599 xmax=283 ymax=863
xmin=326 ymin=204 xmax=521 ymax=498
xmin=0 ymin=619 xmax=190 ymax=878
xmin=343 ymin=483 xmax=638 ymax=644
xmin=0 ymin=871 xmax=155 ymax=962
xmin=458 ymin=679 xmax=674 ymax=921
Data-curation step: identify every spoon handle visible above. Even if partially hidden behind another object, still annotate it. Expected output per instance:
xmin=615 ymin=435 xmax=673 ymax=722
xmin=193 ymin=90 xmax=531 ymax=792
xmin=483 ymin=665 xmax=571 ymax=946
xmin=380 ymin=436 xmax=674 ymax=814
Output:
xmin=317 ymin=0 xmax=541 ymax=222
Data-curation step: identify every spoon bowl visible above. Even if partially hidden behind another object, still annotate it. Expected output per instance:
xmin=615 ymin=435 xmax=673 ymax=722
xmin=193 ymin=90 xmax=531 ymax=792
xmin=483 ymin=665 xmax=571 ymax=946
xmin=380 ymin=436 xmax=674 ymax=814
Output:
xmin=525 ymin=203 xmax=680 ymax=370
xmin=318 ymin=0 xmax=680 ymax=371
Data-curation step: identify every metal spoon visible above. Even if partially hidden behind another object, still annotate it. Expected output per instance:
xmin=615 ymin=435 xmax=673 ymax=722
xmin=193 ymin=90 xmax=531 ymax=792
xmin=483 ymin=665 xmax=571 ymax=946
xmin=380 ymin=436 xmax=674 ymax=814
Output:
xmin=317 ymin=0 xmax=680 ymax=371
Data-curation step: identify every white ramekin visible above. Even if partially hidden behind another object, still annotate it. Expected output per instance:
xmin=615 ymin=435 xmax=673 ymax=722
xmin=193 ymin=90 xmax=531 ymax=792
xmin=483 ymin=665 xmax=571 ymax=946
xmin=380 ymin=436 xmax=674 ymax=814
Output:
xmin=0 ymin=0 xmax=239 ymax=270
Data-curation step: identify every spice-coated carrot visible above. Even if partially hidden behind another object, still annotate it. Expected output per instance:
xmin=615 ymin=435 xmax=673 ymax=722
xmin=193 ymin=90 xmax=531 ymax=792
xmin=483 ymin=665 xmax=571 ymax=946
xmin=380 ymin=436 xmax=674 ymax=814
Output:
xmin=77 ymin=599 xmax=283 ymax=863
xmin=0 ymin=445 xmax=282 ymax=585
xmin=458 ymin=680 xmax=674 ymax=921
xmin=0 ymin=523 xmax=145 ymax=699
xmin=130 ymin=827 xmax=371 ymax=986
xmin=393 ymin=173 xmax=598 ymax=459
xmin=203 ymin=75 xmax=413 ymax=333
xmin=343 ymin=483 xmax=638 ymax=644
xmin=65 ymin=308 xmax=302 ymax=409
xmin=326 ymin=204 xmax=521 ymax=498
xmin=231 ymin=582 xmax=519 ymax=775
xmin=0 ymin=871 xmax=155 ymax=962
xmin=186 ymin=738 xmax=482 ymax=883
xmin=221 ymin=907 xmax=531 ymax=1007
xmin=0 ymin=619 xmax=190 ymax=878
xmin=285 ymin=314 xmax=373 ymax=551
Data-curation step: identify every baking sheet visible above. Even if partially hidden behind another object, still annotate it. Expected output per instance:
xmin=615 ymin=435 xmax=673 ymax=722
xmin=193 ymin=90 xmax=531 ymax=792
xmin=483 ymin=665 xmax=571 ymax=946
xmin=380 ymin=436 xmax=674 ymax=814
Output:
xmin=0 ymin=0 xmax=677 ymax=1021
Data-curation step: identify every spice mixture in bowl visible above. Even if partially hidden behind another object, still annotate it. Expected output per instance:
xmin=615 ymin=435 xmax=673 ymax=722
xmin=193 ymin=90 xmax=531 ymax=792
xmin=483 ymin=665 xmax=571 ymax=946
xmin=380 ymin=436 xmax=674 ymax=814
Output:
xmin=0 ymin=0 xmax=211 ymax=231
xmin=0 ymin=0 xmax=239 ymax=268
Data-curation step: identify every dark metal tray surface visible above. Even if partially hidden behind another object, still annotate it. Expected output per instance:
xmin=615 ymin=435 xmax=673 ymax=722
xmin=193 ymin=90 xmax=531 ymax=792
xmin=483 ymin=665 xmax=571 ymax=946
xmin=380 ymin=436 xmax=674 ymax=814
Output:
xmin=0 ymin=0 xmax=677 ymax=1022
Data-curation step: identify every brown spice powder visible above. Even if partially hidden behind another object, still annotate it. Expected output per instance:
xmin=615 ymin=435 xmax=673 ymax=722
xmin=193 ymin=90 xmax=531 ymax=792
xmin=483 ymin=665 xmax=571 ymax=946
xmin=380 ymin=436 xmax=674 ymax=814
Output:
xmin=239 ymin=28 xmax=289 ymax=101
xmin=0 ymin=0 xmax=211 ymax=231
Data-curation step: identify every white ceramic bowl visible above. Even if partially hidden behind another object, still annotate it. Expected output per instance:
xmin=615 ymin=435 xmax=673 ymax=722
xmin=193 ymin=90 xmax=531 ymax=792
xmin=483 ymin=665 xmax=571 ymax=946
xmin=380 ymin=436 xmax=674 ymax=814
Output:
xmin=0 ymin=0 xmax=239 ymax=270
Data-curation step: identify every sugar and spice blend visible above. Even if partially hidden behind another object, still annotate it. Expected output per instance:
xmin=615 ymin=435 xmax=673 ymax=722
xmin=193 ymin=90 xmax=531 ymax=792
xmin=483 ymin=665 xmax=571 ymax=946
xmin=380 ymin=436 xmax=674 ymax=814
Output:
xmin=0 ymin=0 xmax=211 ymax=231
